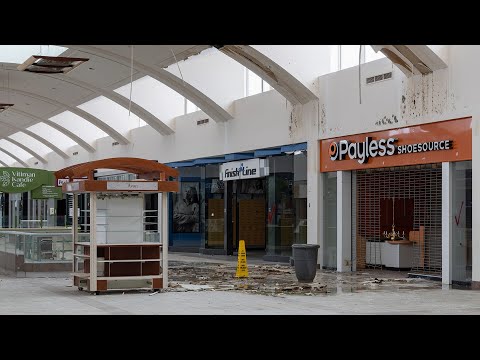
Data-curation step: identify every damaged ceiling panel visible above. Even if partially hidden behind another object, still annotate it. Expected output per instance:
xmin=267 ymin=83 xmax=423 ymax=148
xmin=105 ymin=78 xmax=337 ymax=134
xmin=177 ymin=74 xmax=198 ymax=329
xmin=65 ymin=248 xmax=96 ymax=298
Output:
xmin=370 ymin=45 xmax=447 ymax=77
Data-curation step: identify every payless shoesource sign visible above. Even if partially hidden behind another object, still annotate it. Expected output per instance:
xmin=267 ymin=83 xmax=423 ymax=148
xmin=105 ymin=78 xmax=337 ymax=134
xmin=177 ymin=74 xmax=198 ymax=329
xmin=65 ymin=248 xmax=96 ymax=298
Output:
xmin=0 ymin=167 xmax=56 ymax=194
xmin=320 ymin=117 xmax=472 ymax=172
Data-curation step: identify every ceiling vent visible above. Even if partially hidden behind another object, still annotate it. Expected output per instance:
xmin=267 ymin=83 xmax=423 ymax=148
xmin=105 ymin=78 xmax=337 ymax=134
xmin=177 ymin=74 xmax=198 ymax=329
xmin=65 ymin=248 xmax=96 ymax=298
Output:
xmin=112 ymin=141 xmax=120 ymax=146
xmin=197 ymin=118 xmax=209 ymax=125
xmin=366 ymin=72 xmax=393 ymax=85
xmin=17 ymin=55 xmax=89 ymax=74
xmin=0 ymin=103 xmax=14 ymax=113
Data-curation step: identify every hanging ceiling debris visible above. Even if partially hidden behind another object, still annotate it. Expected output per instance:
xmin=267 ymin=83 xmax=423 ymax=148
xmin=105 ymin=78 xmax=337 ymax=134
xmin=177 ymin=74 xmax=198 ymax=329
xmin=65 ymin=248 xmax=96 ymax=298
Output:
xmin=16 ymin=55 xmax=89 ymax=74
xmin=0 ymin=103 xmax=14 ymax=113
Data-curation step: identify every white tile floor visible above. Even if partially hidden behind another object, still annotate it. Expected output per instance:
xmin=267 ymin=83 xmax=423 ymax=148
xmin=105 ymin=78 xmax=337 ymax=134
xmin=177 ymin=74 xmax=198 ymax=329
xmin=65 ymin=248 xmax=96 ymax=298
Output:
xmin=1 ymin=270 xmax=480 ymax=314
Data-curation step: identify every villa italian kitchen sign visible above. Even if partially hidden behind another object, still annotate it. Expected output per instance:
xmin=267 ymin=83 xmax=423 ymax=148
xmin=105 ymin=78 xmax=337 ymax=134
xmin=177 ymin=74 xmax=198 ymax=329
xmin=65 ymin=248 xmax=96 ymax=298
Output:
xmin=0 ymin=167 xmax=56 ymax=194
xmin=320 ymin=117 xmax=472 ymax=172
xmin=220 ymin=158 xmax=269 ymax=181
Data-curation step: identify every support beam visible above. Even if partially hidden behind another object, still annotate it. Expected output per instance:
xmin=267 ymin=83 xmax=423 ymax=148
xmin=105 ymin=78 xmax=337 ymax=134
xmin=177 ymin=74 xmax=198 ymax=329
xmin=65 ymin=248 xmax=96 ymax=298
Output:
xmin=8 ymin=108 xmax=95 ymax=153
xmin=0 ymin=160 xmax=8 ymax=167
xmin=472 ymin=114 xmax=480 ymax=289
xmin=442 ymin=162 xmax=453 ymax=285
xmin=162 ymin=192 xmax=168 ymax=289
xmin=64 ymin=45 xmax=233 ymax=123
xmin=0 ymin=87 xmax=129 ymax=145
xmin=0 ymin=147 xmax=28 ymax=167
xmin=216 ymin=45 xmax=318 ymax=105
xmin=0 ymin=120 xmax=69 ymax=159
xmin=2 ymin=138 xmax=47 ymax=164
xmin=337 ymin=170 xmax=352 ymax=272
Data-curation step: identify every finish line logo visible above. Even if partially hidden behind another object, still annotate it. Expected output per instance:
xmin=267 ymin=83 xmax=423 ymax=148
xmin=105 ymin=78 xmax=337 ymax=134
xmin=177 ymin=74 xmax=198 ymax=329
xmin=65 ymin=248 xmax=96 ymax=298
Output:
xmin=329 ymin=137 xmax=453 ymax=164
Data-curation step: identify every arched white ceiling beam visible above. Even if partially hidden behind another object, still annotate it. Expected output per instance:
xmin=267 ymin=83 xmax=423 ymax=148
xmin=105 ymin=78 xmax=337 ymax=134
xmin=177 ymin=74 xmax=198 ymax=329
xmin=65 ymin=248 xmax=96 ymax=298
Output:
xmin=44 ymin=74 xmax=174 ymax=135
xmin=0 ymin=87 xmax=129 ymax=145
xmin=0 ymin=148 xmax=28 ymax=167
xmin=1 ymin=63 xmax=173 ymax=135
xmin=2 ymin=138 xmax=47 ymax=164
xmin=8 ymin=108 xmax=95 ymax=153
xmin=214 ymin=45 xmax=318 ymax=105
xmin=370 ymin=45 xmax=447 ymax=77
xmin=0 ymin=160 xmax=8 ymax=167
xmin=0 ymin=120 xmax=69 ymax=159
xmin=63 ymin=45 xmax=233 ymax=123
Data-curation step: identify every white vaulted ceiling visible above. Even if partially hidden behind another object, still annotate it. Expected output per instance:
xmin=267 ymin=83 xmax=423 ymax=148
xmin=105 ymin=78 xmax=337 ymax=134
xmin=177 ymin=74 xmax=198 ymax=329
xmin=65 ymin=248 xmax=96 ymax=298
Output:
xmin=0 ymin=44 xmax=440 ymax=167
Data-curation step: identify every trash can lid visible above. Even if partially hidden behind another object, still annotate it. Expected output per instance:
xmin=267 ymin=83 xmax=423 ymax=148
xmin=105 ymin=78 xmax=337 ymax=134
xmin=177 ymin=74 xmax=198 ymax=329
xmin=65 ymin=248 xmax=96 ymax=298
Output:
xmin=292 ymin=244 xmax=320 ymax=249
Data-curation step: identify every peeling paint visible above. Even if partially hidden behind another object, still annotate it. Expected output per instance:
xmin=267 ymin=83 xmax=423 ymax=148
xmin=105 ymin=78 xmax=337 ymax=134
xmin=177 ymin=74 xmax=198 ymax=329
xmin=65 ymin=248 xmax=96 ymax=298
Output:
xmin=374 ymin=115 xmax=399 ymax=127
xmin=401 ymin=69 xmax=454 ymax=121
xmin=288 ymin=105 xmax=303 ymax=140
xmin=320 ymin=103 xmax=327 ymax=134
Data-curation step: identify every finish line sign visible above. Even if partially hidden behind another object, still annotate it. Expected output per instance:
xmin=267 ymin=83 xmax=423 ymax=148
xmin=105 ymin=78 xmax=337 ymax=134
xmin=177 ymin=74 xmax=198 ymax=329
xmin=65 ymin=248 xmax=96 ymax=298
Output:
xmin=219 ymin=158 xmax=269 ymax=181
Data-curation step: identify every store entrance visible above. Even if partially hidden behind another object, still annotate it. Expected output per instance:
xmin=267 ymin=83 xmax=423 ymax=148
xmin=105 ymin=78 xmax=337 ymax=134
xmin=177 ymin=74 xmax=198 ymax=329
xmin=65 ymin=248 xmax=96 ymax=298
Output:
xmin=230 ymin=178 xmax=266 ymax=251
xmin=353 ymin=164 xmax=442 ymax=277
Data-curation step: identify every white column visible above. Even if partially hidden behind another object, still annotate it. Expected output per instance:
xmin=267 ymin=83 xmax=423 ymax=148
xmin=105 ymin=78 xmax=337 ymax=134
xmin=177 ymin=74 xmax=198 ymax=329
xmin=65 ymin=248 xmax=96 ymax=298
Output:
xmin=472 ymin=116 xmax=480 ymax=288
xmin=72 ymin=194 xmax=78 ymax=274
xmin=162 ymin=192 xmax=169 ymax=288
xmin=89 ymin=192 xmax=97 ymax=292
xmin=304 ymin=100 xmax=321 ymax=266
xmin=442 ymin=162 xmax=453 ymax=285
xmin=337 ymin=170 xmax=352 ymax=272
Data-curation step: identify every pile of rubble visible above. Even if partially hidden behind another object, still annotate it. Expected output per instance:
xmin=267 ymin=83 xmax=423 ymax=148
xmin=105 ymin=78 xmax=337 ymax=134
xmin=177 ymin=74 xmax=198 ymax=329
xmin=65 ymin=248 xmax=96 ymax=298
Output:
xmin=159 ymin=261 xmax=441 ymax=296
xmin=165 ymin=262 xmax=328 ymax=296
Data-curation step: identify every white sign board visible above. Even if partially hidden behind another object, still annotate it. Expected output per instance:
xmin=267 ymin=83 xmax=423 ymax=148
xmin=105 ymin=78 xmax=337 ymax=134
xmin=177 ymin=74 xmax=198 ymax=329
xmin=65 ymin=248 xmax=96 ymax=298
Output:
xmin=57 ymin=178 xmax=69 ymax=187
xmin=106 ymin=182 xmax=158 ymax=191
xmin=66 ymin=182 xmax=80 ymax=191
xmin=220 ymin=158 xmax=269 ymax=181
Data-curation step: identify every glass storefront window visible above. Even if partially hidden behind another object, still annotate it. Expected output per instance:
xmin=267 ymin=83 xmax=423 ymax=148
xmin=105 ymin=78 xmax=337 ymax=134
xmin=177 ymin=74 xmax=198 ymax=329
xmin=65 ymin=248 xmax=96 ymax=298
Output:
xmin=205 ymin=165 xmax=224 ymax=249
xmin=170 ymin=166 xmax=205 ymax=248
xmin=452 ymin=160 xmax=472 ymax=284
xmin=169 ymin=147 xmax=308 ymax=260
xmin=266 ymin=152 xmax=307 ymax=259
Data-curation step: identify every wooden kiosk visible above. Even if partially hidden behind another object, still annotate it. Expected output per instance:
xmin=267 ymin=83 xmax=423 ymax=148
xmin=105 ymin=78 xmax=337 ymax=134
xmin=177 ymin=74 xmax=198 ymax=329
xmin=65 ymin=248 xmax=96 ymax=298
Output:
xmin=55 ymin=158 xmax=179 ymax=294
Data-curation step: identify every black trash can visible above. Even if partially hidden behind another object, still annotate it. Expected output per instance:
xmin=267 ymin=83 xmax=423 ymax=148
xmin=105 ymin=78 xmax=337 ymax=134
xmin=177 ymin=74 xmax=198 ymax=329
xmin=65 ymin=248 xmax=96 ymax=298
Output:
xmin=292 ymin=244 xmax=320 ymax=283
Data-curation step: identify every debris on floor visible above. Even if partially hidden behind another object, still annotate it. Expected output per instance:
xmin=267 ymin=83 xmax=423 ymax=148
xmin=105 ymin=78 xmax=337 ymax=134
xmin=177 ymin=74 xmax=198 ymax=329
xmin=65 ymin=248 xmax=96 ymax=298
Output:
xmin=165 ymin=261 xmax=441 ymax=296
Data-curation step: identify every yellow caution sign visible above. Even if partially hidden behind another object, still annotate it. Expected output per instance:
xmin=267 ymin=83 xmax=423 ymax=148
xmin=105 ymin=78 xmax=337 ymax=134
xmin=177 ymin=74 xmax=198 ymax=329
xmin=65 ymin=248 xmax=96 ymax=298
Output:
xmin=235 ymin=240 xmax=249 ymax=278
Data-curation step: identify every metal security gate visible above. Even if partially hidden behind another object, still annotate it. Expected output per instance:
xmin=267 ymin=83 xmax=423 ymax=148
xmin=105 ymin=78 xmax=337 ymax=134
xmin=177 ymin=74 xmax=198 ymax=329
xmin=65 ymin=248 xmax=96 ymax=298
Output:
xmin=353 ymin=164 xmax=442 ymax=276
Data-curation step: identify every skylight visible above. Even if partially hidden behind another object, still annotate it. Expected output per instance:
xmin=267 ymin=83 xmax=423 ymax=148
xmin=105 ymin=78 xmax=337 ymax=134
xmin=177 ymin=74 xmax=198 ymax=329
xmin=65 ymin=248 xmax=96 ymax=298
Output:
xmin=0 ymin=45 xmax=67 ymax=64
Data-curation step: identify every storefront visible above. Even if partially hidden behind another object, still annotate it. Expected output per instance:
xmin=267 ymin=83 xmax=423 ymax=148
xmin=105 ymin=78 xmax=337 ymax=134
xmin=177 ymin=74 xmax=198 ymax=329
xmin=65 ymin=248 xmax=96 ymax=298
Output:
xmin=167 ymin=143 xmax=308 ymax=262
xmin=320 ymin=117 xmax=472 ymax=285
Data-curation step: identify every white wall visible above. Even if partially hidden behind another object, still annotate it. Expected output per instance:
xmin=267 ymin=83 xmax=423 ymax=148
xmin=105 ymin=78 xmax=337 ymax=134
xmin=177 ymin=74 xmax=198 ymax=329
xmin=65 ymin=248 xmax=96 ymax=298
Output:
xmin=318 ymin=46 xmax=480 ymax=140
